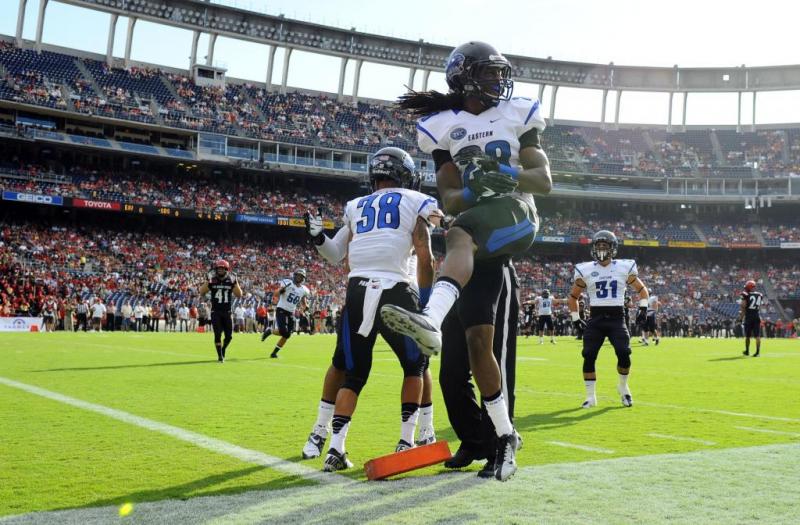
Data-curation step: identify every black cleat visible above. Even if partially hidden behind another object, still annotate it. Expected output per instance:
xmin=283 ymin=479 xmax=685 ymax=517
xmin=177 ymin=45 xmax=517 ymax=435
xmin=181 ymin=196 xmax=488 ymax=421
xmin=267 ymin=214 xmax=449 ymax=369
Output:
xmin=261 ymin=332 xmax=270 ymax=342
xmin=322 ymin=448 xmax=353 ymax=472
xmin=477 ymin=458 xmax=497 ymax=478
xmin=270 ymin=351 xmax=279 ymax=359
xmin=444 ymin=446 xmax=481 ymax=469
xmin=753 ymin=352 xmax=760 ymax=357
xmin=743 ymin=350 xmax=749 ymax=356
xmin=395 ymin=439 xmax=414 ymax=452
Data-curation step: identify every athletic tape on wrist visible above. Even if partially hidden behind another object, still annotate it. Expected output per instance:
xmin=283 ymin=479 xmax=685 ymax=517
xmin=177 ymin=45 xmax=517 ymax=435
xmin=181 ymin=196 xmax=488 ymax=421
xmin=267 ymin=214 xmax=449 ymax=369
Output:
xmin=498 ymin=164 xmax=520 ymax=179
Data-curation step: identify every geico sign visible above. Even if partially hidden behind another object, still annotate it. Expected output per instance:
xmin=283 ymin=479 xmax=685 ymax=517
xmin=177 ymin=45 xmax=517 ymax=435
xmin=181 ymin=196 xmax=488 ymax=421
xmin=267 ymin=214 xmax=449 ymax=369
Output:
xmin=19 ymin=194 xmax=55 ymax=204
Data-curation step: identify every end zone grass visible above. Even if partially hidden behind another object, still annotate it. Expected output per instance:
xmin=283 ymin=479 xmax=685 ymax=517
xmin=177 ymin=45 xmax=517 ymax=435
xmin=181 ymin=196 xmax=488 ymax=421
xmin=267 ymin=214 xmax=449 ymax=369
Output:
xmin=1 ymin=333 xmax=798 ymax=521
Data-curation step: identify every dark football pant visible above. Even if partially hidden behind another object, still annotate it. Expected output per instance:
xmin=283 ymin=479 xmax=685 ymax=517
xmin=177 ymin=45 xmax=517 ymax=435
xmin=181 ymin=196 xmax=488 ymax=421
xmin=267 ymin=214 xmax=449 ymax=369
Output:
xmin=744 ymin=316 xmax=761 ymax=337
xmin=452 ymin=195 xmax=537 ymax=261
xmin=581 ymin=309 xmax=632 ymax=372
xmin=537 ymin=315 xmax=554 ymax=332
xmin=211 ymin=311 xmax=233 ymax=345
xmin=332 ymin=278 xmax=427 ymax=395
xmin=439 ymin=259 xmax=519 ymax=460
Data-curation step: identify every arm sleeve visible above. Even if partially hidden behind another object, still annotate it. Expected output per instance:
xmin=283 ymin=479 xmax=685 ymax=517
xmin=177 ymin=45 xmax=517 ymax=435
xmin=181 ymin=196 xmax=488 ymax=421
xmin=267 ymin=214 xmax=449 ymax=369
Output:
xmin=316 ymin=226 xmax=350 ymax=263
xmin=432 ymin=149 xmax=454 ymax=172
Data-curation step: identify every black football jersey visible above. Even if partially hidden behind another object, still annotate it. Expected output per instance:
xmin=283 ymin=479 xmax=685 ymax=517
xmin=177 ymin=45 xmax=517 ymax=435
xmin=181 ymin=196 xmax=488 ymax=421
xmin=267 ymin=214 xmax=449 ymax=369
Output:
xmin=741 ymin=291 xmax=763 ymax=318
xmin=209 ymin=275 xmax=237 ymax=313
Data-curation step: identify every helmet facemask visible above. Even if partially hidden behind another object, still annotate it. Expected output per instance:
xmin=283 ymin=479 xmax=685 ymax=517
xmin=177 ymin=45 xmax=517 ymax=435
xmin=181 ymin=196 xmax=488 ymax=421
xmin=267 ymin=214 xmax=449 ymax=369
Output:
xmin=465 ymin=61 xmax=514 ymax=107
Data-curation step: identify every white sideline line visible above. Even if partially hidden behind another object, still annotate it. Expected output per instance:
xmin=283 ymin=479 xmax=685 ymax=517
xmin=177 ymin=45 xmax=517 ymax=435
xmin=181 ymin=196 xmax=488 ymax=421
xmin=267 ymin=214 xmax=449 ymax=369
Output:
xmin=647 ymin=433 xmax=716 ymax=445
xmin=517 ymin=356 xmax=548 ymax=362
xmin=517 ymin=387 xmax=800 ymax=423
xmin=0 ymin=376 xmax=348 ymax=486
xmin=546 ymin=441 xmax=615 ymax=454
xmin=735 ymin=426 xmax=800 ymax=438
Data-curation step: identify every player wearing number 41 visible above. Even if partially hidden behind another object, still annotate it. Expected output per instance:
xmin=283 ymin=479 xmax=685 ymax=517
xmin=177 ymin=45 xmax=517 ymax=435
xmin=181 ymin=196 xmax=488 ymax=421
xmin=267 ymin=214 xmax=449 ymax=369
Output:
xmin=261 ymin=269 xmax=310 ymax=358
xmin=304 ymin=146 xmax=441 ymax=472
xmin=198 ymin=260 xmax=243 ymax=363
xmin=567 ymin=231 xmax=651 ymax=409
xmin=379 ymin=41 xmax=551 ymax=481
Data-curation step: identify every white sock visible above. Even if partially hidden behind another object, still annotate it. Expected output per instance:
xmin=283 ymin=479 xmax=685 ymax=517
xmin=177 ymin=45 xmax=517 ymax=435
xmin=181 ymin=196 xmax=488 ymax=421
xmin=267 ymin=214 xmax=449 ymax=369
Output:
xmin=585 ymin=379 xmax=597 ymax=399
xmin=618 ymin=374 xmax=630 ymax=393
xmin=484 ymin=392 xmax=514 ymax=437
xmin=418 ymin=403 xmax=433 ymax=430
xmin=539 ymin=336 xmax=543 ymax=343
xmin=313 ymin=399 xmax=335 ymax=437
xmin=400 ymin=406 xmax=419 ymax=444
xmin=330 ymin=418 xmax=350 ymax=454
xmin=423 ymin=279 xmax=460 ymax=328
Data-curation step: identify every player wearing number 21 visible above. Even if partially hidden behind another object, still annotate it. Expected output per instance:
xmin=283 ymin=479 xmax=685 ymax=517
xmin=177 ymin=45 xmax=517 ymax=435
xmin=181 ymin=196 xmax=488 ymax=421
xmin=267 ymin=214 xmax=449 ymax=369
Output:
xmin=567 ymin=230 xmax=651 ymax=409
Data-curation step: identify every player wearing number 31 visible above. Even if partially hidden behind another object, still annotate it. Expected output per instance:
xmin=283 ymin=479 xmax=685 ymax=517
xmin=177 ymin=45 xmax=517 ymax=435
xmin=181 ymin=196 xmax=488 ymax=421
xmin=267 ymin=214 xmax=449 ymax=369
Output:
xmin=198 ymin=260 xmax=243 ymax=363
xmin=567 ymin=231 xmax=650 ymax=409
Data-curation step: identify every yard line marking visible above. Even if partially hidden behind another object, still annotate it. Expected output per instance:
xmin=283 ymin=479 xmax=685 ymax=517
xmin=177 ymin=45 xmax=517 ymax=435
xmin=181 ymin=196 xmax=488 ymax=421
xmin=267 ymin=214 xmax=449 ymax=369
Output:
xmin=546 ymin=441 xmax=615 ymax=454
xmin=517 ymin=388 xmax=800 ymax=423
xmin=517 ymin=356 xmax=548 ymax=362
xmin=0 ymin=376 xmax=348 ymax=485
xmin=735 ymin=426 xmax=800 ymax=438
xmin=647 ymin=433 xmax=717 ymax=445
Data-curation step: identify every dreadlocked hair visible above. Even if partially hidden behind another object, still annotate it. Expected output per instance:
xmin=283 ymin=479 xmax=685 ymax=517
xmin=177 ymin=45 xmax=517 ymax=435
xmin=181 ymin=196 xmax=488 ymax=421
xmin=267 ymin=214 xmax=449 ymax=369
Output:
xmin=396 ymin=89 xmax=464 ymax=117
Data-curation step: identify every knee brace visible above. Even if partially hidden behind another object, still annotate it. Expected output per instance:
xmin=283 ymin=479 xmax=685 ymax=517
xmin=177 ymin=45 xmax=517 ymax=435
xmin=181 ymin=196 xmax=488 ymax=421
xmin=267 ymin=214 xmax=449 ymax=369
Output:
xmin=342 ymin=374 xmax=367 ymax=396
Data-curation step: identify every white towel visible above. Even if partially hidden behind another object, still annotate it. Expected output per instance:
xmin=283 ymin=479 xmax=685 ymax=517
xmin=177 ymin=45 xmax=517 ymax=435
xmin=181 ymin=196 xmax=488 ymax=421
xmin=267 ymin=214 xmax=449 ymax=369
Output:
xmin=357 ymin=279 xmax=384 ymax=337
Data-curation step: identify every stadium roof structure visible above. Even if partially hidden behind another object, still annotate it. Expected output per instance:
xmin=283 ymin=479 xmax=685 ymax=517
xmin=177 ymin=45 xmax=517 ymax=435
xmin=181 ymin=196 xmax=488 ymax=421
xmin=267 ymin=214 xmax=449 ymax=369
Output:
xmin=16 ymin=0 xmax=800 ymax=131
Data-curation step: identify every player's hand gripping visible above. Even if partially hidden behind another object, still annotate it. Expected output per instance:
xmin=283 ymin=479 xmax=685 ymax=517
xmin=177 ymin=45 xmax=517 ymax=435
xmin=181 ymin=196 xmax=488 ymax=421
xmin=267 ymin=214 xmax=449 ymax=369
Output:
xmin=304 ymin=209 xmax=325 ymax=245
xmin=455 ymin=153 xmax=519 ymax=201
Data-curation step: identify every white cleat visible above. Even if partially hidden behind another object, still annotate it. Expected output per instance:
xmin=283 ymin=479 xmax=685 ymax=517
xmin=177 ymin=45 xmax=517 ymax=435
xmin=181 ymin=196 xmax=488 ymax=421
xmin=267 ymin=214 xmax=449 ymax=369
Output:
xmin=380 ymin=305 xmax=442 ymax=356
xmin=581 ymin=397 xmax=597 ymax=409
xmin=415 ymin=426 xmax=436 ymax=447
xmin=395 ymin=439 xmax=414 ymax=452
xmin=494 ymin=432 xmax=519 ymax=481
xmin=618 ymin=386 xmax=633 ymax=407
xmin=301 ymin=431 xmax=327 ymax=459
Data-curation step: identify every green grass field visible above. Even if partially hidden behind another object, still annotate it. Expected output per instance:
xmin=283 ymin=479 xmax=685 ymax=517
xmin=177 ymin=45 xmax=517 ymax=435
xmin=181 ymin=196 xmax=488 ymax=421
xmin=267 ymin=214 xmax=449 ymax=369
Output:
xmin=1 ymin=332 xmax=799 ymax=524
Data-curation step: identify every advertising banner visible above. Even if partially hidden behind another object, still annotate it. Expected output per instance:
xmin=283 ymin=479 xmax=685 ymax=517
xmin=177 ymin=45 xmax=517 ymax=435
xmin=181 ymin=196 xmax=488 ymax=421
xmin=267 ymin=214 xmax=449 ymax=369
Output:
xmin=72 ymin=198 xmax=121 ymax=211
xmin=2 ymin=191 xmax=63 ymax=206
xmin=780 ymin=242 xmax=800 ymax=249
xmin=623 ymin=239 xmax=660 ymax=247
xmin=0 ymin=317 xmax=44 ymax=332
xmin=667 ymin=241 xmax=707 ymax=248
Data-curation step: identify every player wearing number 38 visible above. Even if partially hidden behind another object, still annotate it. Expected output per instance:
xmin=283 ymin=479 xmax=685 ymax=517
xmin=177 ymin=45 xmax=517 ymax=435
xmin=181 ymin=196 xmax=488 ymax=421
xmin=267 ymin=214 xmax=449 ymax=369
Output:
xmin=567 ymin=230 xmax=651 ymax=409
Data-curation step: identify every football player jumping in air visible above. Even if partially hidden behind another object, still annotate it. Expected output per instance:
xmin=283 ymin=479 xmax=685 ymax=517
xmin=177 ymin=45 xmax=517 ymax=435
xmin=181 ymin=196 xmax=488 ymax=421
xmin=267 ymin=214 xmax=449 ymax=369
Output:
xmin=739 ymin=280 xmax=763 ymax=357
xmin=262 ymin=269 xmax=310 ymax=358
xmin=304 ymin=147 xmax=440 ymax=472
xmin=568 ymin=231 xmax=650 ymax=408
xmin=381 ymin=41 xmax=551 ymax=481
xmin=198 ymin=260 xmax=243 ymax=362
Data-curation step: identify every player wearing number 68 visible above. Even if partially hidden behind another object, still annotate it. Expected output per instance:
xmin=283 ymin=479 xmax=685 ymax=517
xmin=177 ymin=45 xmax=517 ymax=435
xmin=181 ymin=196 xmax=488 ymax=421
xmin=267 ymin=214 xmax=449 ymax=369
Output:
xmin=567 ymin=230 xmax=651 ymax=409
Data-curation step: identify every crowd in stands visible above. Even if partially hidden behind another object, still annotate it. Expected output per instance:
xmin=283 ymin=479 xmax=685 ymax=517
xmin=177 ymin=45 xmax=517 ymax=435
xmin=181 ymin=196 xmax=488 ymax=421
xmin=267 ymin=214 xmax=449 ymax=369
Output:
xmin=0 ymin=160 xmax=347 ymax=218
xmin=3 ymin=219 xmax=798 ymax=335
xmin=6 ymin=41 xmax=800 ymax=178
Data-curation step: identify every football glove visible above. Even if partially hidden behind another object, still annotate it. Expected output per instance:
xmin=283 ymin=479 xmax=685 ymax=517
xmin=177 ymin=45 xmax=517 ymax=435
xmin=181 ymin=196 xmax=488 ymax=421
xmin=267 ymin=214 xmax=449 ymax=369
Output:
xmin=304 ymin=210 xmax=325 ymax=246
xmin=636 ymin=307 xmax=647 ymax=326
xmin=457 ymin=155 xmax=519 ymax=201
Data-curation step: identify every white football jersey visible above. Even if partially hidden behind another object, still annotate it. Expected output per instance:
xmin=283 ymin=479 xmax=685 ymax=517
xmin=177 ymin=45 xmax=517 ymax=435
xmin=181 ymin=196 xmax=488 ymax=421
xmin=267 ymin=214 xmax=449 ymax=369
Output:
xmin=535 ymin=296 xmax=553 ymax=316
xmin=343 ymin=187 xmax=438 ymax=282
xmin=415 ymin=97 xmax=546 ymax=212
xmin=276 ymin=279 xmax=310 ymax=313
xmin=574 ymin=259 xmax=638 ymax=308
xmin=647 ymin=296 xmax=659 ymax=314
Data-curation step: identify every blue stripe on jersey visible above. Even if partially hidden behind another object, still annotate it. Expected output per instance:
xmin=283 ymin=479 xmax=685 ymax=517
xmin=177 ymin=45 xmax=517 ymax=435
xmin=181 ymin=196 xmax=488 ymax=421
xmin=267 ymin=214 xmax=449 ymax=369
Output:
xmin=524 ymin=100 xmax=541 ymax=125
xmin=486 ymin=218 xmax=535 ymax=253
xmin=416 ymin=123 xmax=438 ymax=145
xmin=629 ymin=261 xmax=637 ymax=274
xmin=417 ymin=197 xmax=437 ymax=214
xmin=575 ymin=265 xmax=584 ymax=277
xmin=342 ymin=309 xmax=353 ymax=371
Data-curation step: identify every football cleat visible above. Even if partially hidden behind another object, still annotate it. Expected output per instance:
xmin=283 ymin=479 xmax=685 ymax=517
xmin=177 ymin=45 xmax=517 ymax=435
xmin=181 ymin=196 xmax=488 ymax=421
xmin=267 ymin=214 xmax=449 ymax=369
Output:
xmin=753 ymin=352 xmax=760 ymax=357
xmin=743 ymin=350 xmax=749 ymax=356
xmin=395 ymin=439 xmax=414 ymax=452
xmin=415 ymin=427 xmax=436 ymax=447
xmin=322 ymin=448 xmax=353 ymax=472
xmin=444 ymin=446 xmax=481 ymax=469
xmin=380 ymin=305 xmax=442 ymax=356
xmin=261 ymin=332 xmax=270 ymax=342
xmin=493 ymin=432 xmax=518 ymax=481
xmin=581 ymin=397 xmax=597 ymax=409
xmin=477 ymin=458 xmax=496 ymax=478
xmin=618 ymin=385 xmax=633 ymax=407
xmin=515 ymin=430 xmax=523 ymax=451
xmin=270 ymin=350 xmax=279 ymax=359
xmin=302 ymin=431 xmax=327 ymax=459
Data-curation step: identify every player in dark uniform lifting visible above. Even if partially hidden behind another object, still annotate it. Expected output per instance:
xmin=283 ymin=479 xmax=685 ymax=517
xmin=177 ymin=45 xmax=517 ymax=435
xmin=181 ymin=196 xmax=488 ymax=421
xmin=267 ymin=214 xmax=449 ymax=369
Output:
xmin=739 ymin=280 xmax=763 ymax=357
xmin=199 ymin=259 xmax=243 ymax=363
